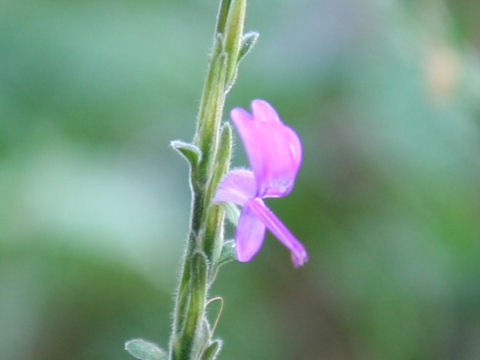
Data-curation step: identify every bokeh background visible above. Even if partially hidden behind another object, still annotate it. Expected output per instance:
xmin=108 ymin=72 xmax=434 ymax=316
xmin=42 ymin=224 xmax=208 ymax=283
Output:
xmin=2 ymin=0 xmax=480 ymax=359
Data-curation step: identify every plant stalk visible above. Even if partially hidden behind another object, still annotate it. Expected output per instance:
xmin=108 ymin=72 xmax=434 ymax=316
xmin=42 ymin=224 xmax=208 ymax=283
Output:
xmin=169 ymin=1 xmax=247 ymax=359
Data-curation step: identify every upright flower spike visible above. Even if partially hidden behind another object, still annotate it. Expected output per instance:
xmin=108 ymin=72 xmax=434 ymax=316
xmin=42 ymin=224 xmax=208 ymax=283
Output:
xmin=214 ymin=99 xmax=308 ymax=267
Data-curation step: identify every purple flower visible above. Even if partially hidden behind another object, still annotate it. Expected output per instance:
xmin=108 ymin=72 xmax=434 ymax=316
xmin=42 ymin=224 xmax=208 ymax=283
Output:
xmin=214 ymin=99 xmax=308 ymax=267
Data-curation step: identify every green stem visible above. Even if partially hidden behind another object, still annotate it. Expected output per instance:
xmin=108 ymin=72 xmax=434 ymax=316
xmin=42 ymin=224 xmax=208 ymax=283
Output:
xmin=169 ymin=1 xmax=247 ymax=359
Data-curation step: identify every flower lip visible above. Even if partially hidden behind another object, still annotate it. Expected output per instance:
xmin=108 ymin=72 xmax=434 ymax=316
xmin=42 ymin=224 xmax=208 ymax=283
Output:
xmin=247 ymin=198 xmax=308 ymax=267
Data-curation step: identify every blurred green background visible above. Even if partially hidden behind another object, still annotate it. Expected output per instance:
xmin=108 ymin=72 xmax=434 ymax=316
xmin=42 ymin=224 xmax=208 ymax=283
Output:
xmin=1 ymin=0 xmax=480 ymax=359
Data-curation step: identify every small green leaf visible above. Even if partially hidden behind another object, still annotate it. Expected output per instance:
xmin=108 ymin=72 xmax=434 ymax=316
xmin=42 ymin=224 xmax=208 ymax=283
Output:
xmin=201 ymin=340 xmax=223 ymax=360
xmin=124 ymin=339 xmax=167 ymax=360
xmin=223 ymin=0 xmax=247 ymax=86
xmin=171 ymin=140 xmax=201 ymax=167
xmin=204 ymin=204 xmax=225 ymax=264
xmin=196 ymin=35 xmax=224 ymax=131
xmin=195 ymin=51 xmax=228 ymax=181
xmin=205 ymin=123 xmax=232 ymax=204
xmin=217 ymin=240 xmax=236 ymax=267
xmin=215 ymin=124 xmax=233 ymax=181
xmin=215 ymin=0 xmax=232 ymax=34
xmin=217 ymin=201 xmax=240 ymax=225
xmin=209 ymin=237 xmax=235 ymax=283
xmin=238 ymin=31 xmax=259 ymax=63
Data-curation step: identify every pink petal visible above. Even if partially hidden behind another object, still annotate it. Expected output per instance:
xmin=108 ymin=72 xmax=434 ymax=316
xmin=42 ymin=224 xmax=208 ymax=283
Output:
xmin=235 ymin=202 xmax=266 ymax=262
xmin=230 ymin=99 xmax=302 ymax=198
xmin=213 ymin=169 xmax=256 ymax=206
xmin=251 ymin=99 xmax=282 ymax=124
xmin=248 ymin=198 xmax=308 ymax=267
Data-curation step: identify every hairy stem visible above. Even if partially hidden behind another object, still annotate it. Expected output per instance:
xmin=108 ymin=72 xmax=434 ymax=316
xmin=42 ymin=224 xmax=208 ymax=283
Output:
xmin=169 ymin=1 xmax=248 ymax=359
